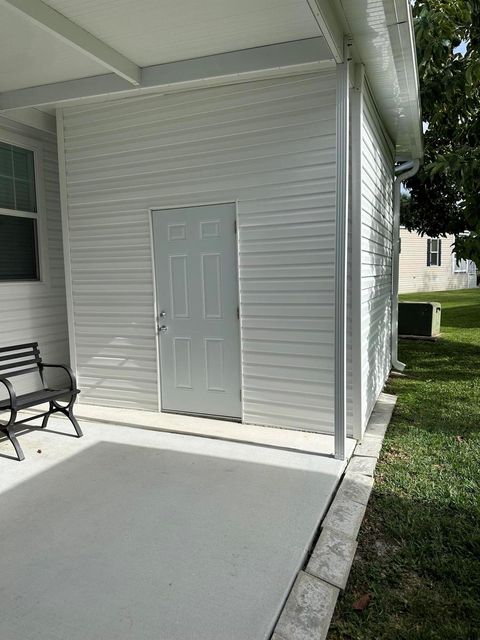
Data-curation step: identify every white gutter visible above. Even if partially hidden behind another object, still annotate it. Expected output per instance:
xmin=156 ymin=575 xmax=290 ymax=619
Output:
xmin=391 ymin=159 xmax=420 ymax=371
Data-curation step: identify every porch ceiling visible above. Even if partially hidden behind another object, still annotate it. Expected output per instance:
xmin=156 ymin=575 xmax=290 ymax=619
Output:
xmin=0 ymin=0 xmax=422 ymax=159
xmin=0 ymin=0 xmax=322 ymax=93
xmin=0 ymin=7 xmax=106 ymax=92
xmin=44 ymin=0 xmax=321 ymax=69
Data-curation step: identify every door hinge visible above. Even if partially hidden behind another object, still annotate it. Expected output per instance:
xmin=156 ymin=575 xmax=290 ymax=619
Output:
xmin=234 ymin=220 xmax=237 ymax=234
xmin=237 ymin=306 xmax=240 ymax=319
xmin=240 ymin=389 xmax=242 ymax=401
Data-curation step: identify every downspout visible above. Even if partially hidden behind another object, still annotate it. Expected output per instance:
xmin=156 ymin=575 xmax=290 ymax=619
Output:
xmin=334 ymin=39 xmax=351 ymax=460
xmin=391 ymin=159 xmax=420 ymax=371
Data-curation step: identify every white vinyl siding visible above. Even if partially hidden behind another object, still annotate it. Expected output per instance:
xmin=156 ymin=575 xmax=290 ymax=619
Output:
xmin=60 ymin=72 xmax=337 ymax=433
xmin=399 ymin=230 xmax=476 ymax=292
xmin=0 ymin=118 xmax=69 ymax=370
xmin=360 ymin=92 xmax=394 ymax=429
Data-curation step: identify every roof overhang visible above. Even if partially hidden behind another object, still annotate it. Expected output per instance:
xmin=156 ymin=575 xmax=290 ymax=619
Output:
xmin=322 ymin=0 xmax=423 ymax=160
xmin=0 ymin=0 xmax=422 ymax=159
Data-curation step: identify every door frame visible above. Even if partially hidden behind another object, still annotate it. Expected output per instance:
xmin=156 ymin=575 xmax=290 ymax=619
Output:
xmin=148 ymin=200 xmax=243 ymax=421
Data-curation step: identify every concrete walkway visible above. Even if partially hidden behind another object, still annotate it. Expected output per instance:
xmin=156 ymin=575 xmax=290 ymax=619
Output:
xmin=0 ymin=417 xmax=351 ymax=640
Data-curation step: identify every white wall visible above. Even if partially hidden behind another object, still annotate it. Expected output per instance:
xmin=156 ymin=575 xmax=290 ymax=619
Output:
xmin=359 ymin=90 xmax=395 ymax=429
xmin=399 ymin=230 xmax=476 ymax=293
xmin=0 ymin=117 xmax=69 ymax=389
xmin=59 ymin=72 xmax=338 ymax=433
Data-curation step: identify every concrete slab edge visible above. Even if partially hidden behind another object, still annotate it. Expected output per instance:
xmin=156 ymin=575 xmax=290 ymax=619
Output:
xmin=271 ymin=393 xmax=397 ymax=640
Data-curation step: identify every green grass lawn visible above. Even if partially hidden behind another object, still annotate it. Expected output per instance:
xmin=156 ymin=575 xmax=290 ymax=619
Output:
xmin=328 ymin=289 xmax=480 ymax=640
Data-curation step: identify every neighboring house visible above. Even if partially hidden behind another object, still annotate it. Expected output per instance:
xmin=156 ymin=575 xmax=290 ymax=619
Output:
xmin=399 ymin=229 xmax=477 ymax=293
xmin=0 ymin=0 xmax=422 ymax=458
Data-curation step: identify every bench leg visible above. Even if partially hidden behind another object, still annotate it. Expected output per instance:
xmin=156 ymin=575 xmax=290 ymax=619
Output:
xmin=5 ymin=429 xmax=25 ymax=462
xmin=41 ymin=403 xmax=53 ymax=429
xmin=66 ymin=408 xmax=83 ymax=438
xmin=50 ymin=401 xmax=83 ymax=438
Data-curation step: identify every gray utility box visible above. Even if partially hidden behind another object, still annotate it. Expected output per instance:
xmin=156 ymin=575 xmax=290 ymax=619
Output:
xmin=398 ymin=302 xmax=442 ymax=337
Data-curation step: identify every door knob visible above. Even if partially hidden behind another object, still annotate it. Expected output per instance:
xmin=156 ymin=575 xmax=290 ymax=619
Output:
xmin=158 ymin=325 xmax=168 ymax=334
xmin=159 ymin=310 xmax=166 ymax=317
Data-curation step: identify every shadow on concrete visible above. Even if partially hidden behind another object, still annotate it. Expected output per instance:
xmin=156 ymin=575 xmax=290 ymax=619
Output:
xmin=0 ymin=440 xmax=339 ymax=640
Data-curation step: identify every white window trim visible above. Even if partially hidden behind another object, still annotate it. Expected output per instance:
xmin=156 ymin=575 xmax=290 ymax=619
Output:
xmin=0 ymin=127 xmax=49 ymax=288
xmin=452 ymin=253 xmax=468 ymax=273
xmin=428 ymin=238 xmax=441 ymax=267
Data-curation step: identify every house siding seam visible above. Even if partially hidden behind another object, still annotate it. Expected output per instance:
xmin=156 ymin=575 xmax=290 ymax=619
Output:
xmin=399 ymin=230 xmax=476 ymax=292
xmin=0 ymin=117 xmax=69 ymax=390
xmin=60 ymin=72 xmax=338 ymax=433
xmin=360 ymin=90 xmax=395 ymax=429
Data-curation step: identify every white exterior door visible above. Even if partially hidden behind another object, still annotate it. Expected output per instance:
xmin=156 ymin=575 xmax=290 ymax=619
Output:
xmin=152 ymin=204 xmax=242 ymax=418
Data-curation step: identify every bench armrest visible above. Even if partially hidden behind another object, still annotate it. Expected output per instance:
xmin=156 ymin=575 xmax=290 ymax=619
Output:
xmin=40 ymin=364 xmax=77 ymax=391
xmin=0 ymin=375 xmax=18 ymax=411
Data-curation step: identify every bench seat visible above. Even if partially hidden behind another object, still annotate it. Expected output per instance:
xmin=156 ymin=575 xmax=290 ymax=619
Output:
xmin=0 ymin=387 xmax=79 ymax=412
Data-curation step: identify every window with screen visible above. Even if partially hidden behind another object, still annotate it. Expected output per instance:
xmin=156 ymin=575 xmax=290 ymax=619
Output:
xmin=0 ymin=141 xmax=39 ymax=281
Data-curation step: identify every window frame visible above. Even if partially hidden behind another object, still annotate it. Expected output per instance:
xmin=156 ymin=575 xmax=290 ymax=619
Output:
xmin=427 ymin=238 xmax=441 ymax=267
xmin=0 ymin=128 xmax=48 ymax=287
xmin=452 ymin=253 xmax=468 ymax=273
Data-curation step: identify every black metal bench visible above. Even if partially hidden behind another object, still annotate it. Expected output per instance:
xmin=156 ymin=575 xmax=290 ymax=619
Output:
xmin=0 ymin=342 xmax=82 ymax=461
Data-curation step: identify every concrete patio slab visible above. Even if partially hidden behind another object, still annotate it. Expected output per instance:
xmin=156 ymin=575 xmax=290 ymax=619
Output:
xmin=58 ymin=402 xmax=357 ymax=458
xmin=0 ymin=416 xmax=348 ymax=640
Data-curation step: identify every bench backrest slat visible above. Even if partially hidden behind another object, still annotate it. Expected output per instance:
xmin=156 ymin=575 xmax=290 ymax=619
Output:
xmin=0 ymin=343 xmax=42 ymax=379
xmin=0 ymin=350 xmax=40 ymax=363
xmin=0 ymin=342 xmax=38 ymax=354
xmin=2 ymin=367 xmax=40 ymax=378
xmin=0 ymin=358 xmax=41 ymax=372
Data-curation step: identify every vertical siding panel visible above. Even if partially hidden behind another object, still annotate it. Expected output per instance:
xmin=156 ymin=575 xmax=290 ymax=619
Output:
xmin=61 ymin=72 xmax=337 ymax=433
xmin=360 ymin=92 xmax=394 ymax=427
xmin=0 ymin=118 xmax=69 ymax=380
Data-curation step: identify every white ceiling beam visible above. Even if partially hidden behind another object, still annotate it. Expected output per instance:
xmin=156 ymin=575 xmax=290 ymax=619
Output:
xmin=0 ymin=107 xmax=56 ymax=133
xmin=1 ymin=0 xmax=141 ymax=85
xmin=0 ymin=37 xmax=333 ymax=111
xmin=306 ymin=0 xmax=345 ymax=63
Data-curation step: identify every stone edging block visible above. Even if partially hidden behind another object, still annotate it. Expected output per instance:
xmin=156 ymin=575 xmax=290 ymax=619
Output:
xmin=306 ymin=527 xmax=358 ymax=590
xmin=272 ymin=571 xmax=339 ymax=640
xmin=354 ymin=434 xmax=383 ymax=459
xmin=345 ymin=455 xmax=377 ymax=477
xmin=271 ymin=394 xmax=397 ymax=639
xmin=335 ymin=471 xmax=374 ymax=506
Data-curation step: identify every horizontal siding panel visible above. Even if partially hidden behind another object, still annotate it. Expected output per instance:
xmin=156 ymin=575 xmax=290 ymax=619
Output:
xmin=67 ymin=135 xmax=336 ymax=180
xmin=62 ymin=72 xmax=337 ymax=432
xmin=242 ymin=317 xmax=333 ymax=331
xmin=64 ymin=110 xmax=335 ymax=156
xmin=65 ymin=90 xmax=332 ymax=142
xmin=66 ymin=78 xmax=335 ymax=129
